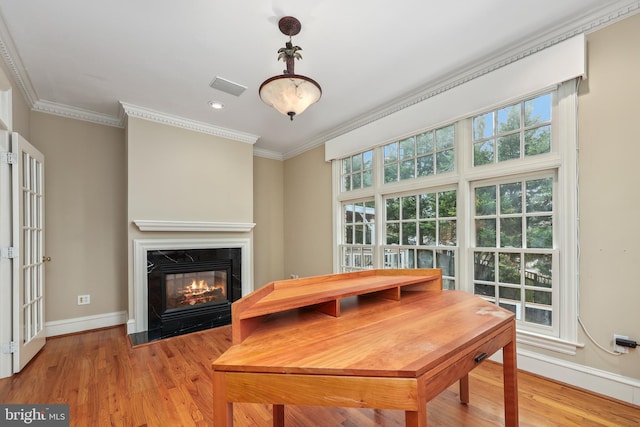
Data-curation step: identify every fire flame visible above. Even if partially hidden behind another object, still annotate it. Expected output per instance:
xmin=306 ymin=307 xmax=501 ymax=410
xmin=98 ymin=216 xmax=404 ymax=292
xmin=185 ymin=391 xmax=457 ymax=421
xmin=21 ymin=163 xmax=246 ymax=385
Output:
xmin=183 ymin=279 xmax=225 ymax=296
xmin=166 ymin=273 xmax=228 ymax=308
xmin=191 ymin=279 xmax=208 ymax=290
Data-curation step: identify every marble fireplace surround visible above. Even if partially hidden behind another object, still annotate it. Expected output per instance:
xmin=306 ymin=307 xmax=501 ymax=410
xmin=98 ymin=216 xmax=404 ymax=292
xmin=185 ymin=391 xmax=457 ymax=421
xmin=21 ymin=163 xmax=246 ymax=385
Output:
xmin=128 ymin=220 xmax=255 ymax=335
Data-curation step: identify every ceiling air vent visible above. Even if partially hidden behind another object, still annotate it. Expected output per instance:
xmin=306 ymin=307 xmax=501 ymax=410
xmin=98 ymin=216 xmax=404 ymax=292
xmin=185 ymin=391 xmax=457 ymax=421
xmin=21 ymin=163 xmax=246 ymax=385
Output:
xmin=209 ymin=76 xmax=247 ymax=96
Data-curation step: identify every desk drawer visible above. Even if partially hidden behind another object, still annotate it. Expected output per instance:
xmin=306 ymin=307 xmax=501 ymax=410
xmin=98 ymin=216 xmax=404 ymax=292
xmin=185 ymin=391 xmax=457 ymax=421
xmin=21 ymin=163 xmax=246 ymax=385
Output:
xmin=422 ymin=323 xmax=514 ymax=401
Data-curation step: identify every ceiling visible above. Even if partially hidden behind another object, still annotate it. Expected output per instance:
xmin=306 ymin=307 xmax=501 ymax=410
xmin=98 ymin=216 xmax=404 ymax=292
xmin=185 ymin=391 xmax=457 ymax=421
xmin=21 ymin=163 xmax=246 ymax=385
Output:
xmin=0 ymin=1 xmax=636 ymax=159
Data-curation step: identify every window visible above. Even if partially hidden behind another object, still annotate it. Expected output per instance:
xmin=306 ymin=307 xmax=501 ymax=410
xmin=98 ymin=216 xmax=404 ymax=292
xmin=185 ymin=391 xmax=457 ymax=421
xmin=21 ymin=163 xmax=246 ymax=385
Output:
xmin=340 ymin=200 xmax=375 ymax=271
xmin=333 ymin=82 xmax=578 ymax=351
xmin=341 ymin=150 xmax=373 ymax=191
xmin=473 ymin=94 xmax=551 ymax=166
xmin=473 ymin=175 xmax=556 ymax=333
xmin=383 ymin=124 xmax=455 ymax=183
xmin=383 ymin=190 xmax=457 ymax=289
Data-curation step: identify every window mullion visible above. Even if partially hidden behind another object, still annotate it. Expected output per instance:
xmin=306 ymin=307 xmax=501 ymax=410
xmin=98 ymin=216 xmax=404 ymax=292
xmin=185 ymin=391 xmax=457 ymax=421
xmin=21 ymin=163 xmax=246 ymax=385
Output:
xmin=457 ymin=118 xmax=473 ymax=293
xmin=374 ymin=146 xmax=386 ymax=269
xmin=332 ymin=160 xmax=342 ymax=272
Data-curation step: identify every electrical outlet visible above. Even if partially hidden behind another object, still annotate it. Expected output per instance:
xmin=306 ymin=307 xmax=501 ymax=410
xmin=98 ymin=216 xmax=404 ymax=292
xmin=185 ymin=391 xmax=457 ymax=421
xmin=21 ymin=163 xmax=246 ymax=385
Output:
xmin=614 ymin=334 xmax=629 ymax=353
xmin=77 ymin=295 xmax=90 ymax=305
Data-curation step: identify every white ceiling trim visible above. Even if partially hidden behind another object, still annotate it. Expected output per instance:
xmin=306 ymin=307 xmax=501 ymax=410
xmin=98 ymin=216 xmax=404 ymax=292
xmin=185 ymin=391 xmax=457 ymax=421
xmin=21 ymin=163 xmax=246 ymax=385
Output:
xmin=120 ymin=102 xmax=259 ymax=145
xmin=0 ymin=9 xmax=36 ymax=106
xmin=253 ymin=147 xmax=284 ymax=161
xmin=33 ymin=99 xmax=124 ymax=128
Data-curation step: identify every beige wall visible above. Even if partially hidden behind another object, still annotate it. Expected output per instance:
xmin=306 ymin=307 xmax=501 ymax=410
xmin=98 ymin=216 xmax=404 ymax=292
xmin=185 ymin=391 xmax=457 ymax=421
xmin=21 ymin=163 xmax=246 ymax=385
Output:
xmin=253 ymin=156 xmax=284 ymax=287
xmin=21 ymin=112 xmax=265 ymax=324
xmin=126 ymin=117 xmax=253 ymax=224
xmin=515 ymin=11 xmax=640 ymax=380
xmin=10 ymin=85 xmax=29 ymax=139
xmin=572 ymin=13 xmax=640 ymax=377
xmin=283 ymin=145 xmax=333 ymax=278
xmin=30 ymin=112 xmax=127 ymax=321
xmin=125 ymin=117 xmax=255 ymax=317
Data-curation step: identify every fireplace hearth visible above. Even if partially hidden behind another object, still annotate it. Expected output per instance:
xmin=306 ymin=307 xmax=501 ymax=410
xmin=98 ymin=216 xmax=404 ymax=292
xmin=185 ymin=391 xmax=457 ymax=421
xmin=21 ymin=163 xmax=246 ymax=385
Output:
xmin=130 ymin=247 xmax=242 ymax=345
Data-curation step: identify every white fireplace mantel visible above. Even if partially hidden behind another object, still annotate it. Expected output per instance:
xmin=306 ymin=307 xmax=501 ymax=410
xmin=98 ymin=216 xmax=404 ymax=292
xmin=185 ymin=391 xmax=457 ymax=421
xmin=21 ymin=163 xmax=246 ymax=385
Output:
xmin=133 ymin=220 xmax=255 ymax=232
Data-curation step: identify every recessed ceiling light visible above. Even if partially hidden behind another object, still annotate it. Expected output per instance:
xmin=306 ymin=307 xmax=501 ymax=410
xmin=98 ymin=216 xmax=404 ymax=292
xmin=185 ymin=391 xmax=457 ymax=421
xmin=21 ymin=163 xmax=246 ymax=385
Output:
xmin=208 ymin=101 xmax=224 ymax=110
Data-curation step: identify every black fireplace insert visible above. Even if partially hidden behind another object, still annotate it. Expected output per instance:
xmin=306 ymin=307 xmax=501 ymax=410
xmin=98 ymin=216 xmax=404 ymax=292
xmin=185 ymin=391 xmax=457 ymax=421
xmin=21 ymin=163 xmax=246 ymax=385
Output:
xmin=143 ymin=248 xmax=242 ymax=343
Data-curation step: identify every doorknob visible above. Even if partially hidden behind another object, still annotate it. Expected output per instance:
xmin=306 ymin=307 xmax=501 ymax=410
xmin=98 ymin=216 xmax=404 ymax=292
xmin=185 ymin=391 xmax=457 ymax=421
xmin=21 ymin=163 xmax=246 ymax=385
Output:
xmin=42 ymin=256 xmax=51 ymax=262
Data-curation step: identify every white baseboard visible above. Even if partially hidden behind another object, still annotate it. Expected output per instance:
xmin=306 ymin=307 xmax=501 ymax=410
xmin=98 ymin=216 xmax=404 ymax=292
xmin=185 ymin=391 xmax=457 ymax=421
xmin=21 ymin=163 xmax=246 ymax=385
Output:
xmin=491 ymin=349 xmax=640 ymax=406
xmin=126 ymin=318 xmax=136 ymax=335
xmin=45 ymin=311 xmax=127 ymax=337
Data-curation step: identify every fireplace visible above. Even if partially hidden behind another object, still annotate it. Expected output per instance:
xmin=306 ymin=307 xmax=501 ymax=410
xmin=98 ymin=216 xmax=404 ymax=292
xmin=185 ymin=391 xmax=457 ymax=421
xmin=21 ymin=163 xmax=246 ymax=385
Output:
xmin=129 ymin=235 xmax=254 ymax=346
xmin=144 ymin=248 xmax=241 ymax=341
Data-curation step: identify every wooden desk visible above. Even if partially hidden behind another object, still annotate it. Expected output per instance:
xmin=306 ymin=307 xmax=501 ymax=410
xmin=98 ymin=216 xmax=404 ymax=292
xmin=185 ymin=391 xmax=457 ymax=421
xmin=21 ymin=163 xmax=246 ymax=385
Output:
xmin=212 ymin=269 xmax=518 ymax=426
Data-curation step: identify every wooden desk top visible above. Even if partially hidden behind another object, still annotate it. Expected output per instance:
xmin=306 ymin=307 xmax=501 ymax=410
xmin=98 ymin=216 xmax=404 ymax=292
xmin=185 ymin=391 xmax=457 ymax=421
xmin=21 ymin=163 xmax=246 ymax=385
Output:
xmin=213 ymin=289 xmax=513 ymax=379
xmin=229 ymin=269 xmax=443 ymax=343
xmin=234 ymin=269 xmax=442 ymax=319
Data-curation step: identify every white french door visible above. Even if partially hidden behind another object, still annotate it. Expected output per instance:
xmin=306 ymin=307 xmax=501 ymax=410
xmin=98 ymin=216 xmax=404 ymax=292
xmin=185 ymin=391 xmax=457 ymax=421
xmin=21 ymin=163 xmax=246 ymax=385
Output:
xmin=0 ymin=130 xmax=12 ymax=377
xmin=11 ymin=132 xmax=46 ymax=372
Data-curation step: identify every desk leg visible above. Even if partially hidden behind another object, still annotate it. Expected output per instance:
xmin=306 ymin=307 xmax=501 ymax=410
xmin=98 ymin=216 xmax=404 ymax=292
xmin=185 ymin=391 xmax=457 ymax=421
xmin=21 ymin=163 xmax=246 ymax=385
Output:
xmin=405 ymin=409 xmax=427 ymax=427
xmin=273 ymin=404 xmax=284 ymax=427
xmin=459 ymin=374 xmax=470 ymax=404
xmin=405 ymin=377 xmax=427 ymax=427
xmin=502 ymin=329 xmax=519 ymax=427
xmin=213 ymin=371 xmax=233 ymax=427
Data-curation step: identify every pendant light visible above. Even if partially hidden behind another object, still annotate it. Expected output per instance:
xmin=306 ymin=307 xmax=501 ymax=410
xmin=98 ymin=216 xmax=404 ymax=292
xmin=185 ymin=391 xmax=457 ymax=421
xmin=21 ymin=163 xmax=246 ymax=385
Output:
xmin=259 ymin=16 xmax=322 ymax=121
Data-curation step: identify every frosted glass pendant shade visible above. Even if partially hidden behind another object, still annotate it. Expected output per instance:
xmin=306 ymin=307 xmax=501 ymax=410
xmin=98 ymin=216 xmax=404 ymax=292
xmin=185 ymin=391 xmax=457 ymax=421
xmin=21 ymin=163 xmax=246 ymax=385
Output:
xmin=259 ymin=74 xmax=322 ymax=120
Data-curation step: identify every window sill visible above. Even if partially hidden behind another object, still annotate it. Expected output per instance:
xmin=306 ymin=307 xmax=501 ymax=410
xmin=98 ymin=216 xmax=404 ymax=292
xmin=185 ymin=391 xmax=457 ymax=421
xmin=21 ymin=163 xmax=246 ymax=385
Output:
xmin=516 ymin=329 xmax=583 ymax=355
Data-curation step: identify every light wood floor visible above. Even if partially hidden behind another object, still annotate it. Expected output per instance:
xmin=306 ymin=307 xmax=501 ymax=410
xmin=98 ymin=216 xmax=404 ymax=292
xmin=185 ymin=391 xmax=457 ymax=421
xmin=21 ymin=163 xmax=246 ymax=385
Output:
xmin=1 ymin=325 xmax=639 ymax=426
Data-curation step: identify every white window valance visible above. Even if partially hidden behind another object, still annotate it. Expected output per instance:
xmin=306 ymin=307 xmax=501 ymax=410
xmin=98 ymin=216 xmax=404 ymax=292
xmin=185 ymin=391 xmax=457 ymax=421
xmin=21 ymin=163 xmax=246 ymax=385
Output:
xmin=325 ymin=34 xmax=585 ymax=161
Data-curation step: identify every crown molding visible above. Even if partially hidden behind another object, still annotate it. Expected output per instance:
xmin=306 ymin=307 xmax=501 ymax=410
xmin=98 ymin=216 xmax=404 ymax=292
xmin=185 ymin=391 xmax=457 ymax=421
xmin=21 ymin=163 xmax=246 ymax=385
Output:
xmin=120 ymin=102 xmax=259 ymax=145
xmin=253 ymin=147 xmax=284 ymax=161
xmin=0 ymin=9 xmax=37 ymax=106
xmin=33 ymin=100 xmax=124 ymax=128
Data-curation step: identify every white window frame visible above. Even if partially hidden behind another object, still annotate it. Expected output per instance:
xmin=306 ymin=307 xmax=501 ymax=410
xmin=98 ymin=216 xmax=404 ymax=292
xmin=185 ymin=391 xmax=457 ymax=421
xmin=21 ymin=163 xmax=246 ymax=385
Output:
xmin=469 ymin=171 xmax=559 ymax=337
xmin=339 ymin=198 xmax=376 ymax=272
xmin=380 ymin=187 xmax=459 ymax=289
xmin=332 ymin=80 xmax=579 ymax=354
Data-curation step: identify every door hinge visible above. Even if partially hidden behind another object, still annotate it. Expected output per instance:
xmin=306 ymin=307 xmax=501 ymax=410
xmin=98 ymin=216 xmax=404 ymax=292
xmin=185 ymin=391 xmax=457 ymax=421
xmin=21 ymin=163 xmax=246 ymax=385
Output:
xmin=1 ymin=247 xmax=17 ymax=259
xmin=1 ymin=151 xmax=17 ymax=164
xmin=2 ymin=341 xmax=17 ymax=354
